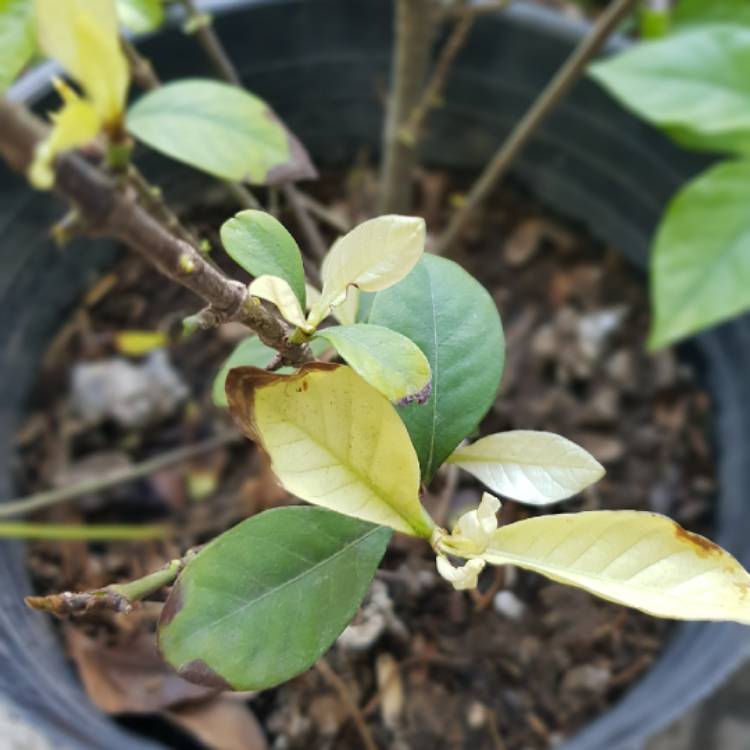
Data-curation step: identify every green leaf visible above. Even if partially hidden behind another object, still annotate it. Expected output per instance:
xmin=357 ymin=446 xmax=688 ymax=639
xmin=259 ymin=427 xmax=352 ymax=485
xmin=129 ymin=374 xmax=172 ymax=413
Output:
xmin=314 ymin=324 xmax=432 ymax=404
xmin=127 ymin=79 xmax=316 ymax=184
xmin=212 ymin=336 xmax=278 ymax=407
xmin=648 ymin=159 xmax=750 ymax=349
xmin=673 ymin=0 xmax=750 ymax=30
xmin=590 ymin=26 xmax=750 ymax=155
xmin=158 ymin=507 xmax=391 ymax=690
xmin=0 ymin=0 xmax=35 ymax=93
xmin=115 ymin=0 xmax=164 ymax=33
xmin=220 ymin=210 xmax=306 ymax=307
xmin=369 ymin=255 xmax=504 ymax=482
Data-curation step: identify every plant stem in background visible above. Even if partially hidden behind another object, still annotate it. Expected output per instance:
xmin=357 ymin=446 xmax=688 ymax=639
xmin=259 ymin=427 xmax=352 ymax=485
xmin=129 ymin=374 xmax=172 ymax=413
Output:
xmin=0 ymin=430 xmax=241 ymax=519
xmin=434 ymin=0 xmax=640 ymax=255
xmin=0 ymin=100 xmax=311 ymax=365
xmin=378 ymin=0 xmax=437 ymax=214
xmin=26 ymin=548 xmax=200 ymax=616
xmin=179 ymin=0 xmax=241 ymax=86
xmin=401 ymin=0 xmax=514 ymax=149
xmin=177 ymin=0 xmax=332 ymax=250
xmin=0 ymin=522 xmax=168 ymax=541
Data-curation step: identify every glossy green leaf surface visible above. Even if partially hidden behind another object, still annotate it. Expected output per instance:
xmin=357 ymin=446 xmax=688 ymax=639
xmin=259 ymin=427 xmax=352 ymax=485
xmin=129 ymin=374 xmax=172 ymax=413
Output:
xmin=314 ymin=324 xmax=431 ymax=404
xmin=127 ymin=79 xmax=316 ymax=184
xmin=220 ymin=210 xmax=306 ymax=307
xmin=158 ymin=507 xmax=391 ymax=690
xmin=115 ymin=0 xmax=164 ymax=33
xmin=369 ymin=255 xmax=504 ymax=481
xmin=590 ymin=26 xmax=750 ymax=154
xmin=649 ymin=159 xmax=750 ymax=349
xmin=0 ymin=0 xmax=35 ymax=93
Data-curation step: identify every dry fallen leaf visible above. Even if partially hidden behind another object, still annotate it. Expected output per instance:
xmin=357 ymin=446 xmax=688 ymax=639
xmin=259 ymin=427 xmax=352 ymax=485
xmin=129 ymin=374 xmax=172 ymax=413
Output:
xmin=167 ymin=697 xmax=268 ymax=750
xmin=66 ymin=629 xmax=214 ymax=714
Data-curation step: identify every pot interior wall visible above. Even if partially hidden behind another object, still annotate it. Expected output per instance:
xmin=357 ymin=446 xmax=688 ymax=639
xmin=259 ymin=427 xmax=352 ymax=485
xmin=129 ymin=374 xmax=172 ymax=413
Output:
xmin=2 ymin=1 xmax=750 ymax=748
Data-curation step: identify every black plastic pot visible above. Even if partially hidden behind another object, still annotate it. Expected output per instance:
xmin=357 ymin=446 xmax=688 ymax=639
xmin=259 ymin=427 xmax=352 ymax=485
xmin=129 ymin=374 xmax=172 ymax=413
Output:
xmin=2 ymin=1 xmax=750 ymax=747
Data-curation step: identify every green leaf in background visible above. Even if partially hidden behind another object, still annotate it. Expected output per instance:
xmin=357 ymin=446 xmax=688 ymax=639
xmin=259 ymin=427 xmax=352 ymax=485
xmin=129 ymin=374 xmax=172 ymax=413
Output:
xmin=649 ymin=159 xmax=750 ymax=349
xmin=212 ymin=336 xmax=278 ymax=407
xmin=127 ymin=79 xmax=316 ymax=185
xmin=673 ymin=0 xmax=750 ymax=30
xmin=0 ymin=0 xmax=35 ymax=93
xmin=220 ymin=210 xmax=306 ymax=307
xmin=158 ymin=507 xmax=391 ymax=690
xmin=590 ymin=26 xmax=750 ymax=155
xmin=314 ymin=324 xmax=432 ymax=404
xmin=369 ymin=255 xmax=504 ymax=482
xmin=115 ymin=0 xmax=164 ymax=34
xmin=212 ymin=336 xmax=329 ymax=407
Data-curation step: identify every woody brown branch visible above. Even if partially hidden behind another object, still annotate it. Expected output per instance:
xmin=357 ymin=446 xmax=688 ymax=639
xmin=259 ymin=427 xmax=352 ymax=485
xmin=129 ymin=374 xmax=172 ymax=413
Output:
xmin=0 ymin=98 xmax=311 ymax=366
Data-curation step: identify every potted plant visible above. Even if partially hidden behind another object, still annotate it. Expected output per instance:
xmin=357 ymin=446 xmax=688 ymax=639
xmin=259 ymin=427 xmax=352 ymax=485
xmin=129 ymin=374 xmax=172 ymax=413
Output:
xmin=1 ymin=1 xmax=749 ymax=749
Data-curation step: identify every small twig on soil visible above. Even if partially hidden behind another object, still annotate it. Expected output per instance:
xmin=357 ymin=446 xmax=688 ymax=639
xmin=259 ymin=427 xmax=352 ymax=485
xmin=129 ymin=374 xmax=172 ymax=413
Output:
xmin=434 ymin=0 xmax=639 ymax=255
xmin=0 ymin=430 xmax=242 ymax=519
xmin=316 ymin=658 xmax=380 ymax=750
xmin=378 ymin=0 xmax=438 ymax=214
xmin=0 ymin=100 xmax=311 ymax=365
xmin=25 ymin=547 xmax=201 ymax=617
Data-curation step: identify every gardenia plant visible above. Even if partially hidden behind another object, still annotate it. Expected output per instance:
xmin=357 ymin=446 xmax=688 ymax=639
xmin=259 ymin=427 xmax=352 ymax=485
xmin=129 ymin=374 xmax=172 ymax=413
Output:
xmin=2 ymin=0 xmax=750 ymax=695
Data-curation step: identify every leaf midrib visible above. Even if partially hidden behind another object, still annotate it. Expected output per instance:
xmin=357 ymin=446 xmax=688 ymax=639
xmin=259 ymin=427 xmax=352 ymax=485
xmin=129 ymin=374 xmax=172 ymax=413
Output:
xmin=174 ymin=525 xmax=383 ymax=645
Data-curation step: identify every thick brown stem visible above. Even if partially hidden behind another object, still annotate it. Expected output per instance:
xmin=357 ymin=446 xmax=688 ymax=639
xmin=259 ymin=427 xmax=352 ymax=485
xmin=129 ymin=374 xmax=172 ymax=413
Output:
xmin=0 ymin=99 xmax=310 ymax=365
xmin=378 ymin=0 xmax=437 ymax=214
xmin=434 ymin=0 xmax=639 ymax=255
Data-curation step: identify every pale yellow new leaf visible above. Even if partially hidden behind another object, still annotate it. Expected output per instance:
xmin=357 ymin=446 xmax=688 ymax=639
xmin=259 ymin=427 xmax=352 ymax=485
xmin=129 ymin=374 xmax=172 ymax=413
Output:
xmin=479 ymin=511 xmax=750 ymax=624
xmin=332 ymin=287 xmax=359 ymax=326
xmin=29 ymin=81 xmax=100 ymax=188
xmin=249 ymin=275 xmax=308 ymax=330
xmin=309 ymin=215 xmax=425 ymax=326
xmin=35 ymin=0 xmax=128 ymax=123
xmin=225 ymin=363 xmax=434 ymax=537
xmin=447 ymin=431 xmax=605 ymax=506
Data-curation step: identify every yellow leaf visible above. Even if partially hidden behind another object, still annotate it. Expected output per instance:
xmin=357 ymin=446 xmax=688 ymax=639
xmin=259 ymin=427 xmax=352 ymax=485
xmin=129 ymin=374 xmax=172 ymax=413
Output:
xmin=29 ymin=81 xmax=100 ymax=188
xmin=308 ymin=215 xmax=424 ymax=327
xmin=477 ymin=511 xmax=750 ymax=624
xmin=114 ymin=330 xmax=168 ymax=356
xmin=35 ymin=0 xmax=128 ymax=123
xmin=226 ymin=363 xmax=435 ymax=537
xmin=447 ymin=431 xmax=605 ymax=506
xmin=249 ymin=275 xmax=308 ymax=330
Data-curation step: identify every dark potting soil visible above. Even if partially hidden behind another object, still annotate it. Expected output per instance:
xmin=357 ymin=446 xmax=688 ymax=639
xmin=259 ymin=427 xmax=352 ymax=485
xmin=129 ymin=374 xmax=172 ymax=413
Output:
xmin=14 ymin=170 xmax=715 ymax=750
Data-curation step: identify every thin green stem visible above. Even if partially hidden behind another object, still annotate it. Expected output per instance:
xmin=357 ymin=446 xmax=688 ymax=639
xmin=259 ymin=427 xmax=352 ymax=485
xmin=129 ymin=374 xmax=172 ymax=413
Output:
xmin=0 ymin=522 xmax=168 ymax=541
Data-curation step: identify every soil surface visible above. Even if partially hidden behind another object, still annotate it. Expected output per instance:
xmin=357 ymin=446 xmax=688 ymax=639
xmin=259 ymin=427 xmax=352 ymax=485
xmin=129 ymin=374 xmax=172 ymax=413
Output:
xmin=15 ymin=171 xmax=715 ymax=750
